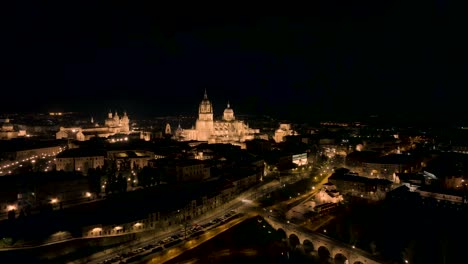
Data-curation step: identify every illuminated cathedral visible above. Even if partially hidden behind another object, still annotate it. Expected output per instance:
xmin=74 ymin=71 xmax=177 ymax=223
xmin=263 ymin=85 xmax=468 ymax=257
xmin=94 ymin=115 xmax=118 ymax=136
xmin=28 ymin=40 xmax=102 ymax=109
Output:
xmin=178 ymin=90 xmax=261 ymax=148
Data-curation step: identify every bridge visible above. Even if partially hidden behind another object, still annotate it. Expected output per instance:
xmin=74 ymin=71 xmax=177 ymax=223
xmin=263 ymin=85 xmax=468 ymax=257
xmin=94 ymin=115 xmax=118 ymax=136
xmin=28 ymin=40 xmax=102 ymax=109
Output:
xmin=262 ymin=215 xmax=384 ymax=264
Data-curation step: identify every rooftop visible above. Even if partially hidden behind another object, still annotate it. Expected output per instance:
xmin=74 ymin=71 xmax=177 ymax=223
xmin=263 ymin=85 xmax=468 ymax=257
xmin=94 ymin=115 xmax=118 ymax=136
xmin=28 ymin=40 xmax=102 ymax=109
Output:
xmin=0 ymin=138 xmax=67 ymax=152
xmin=329 ymin=173 xmax=393 ymax=186
xmin=56 ymin=148 xmax=107 ymax=158
xmin=113 ymin=151 xmax=150 ymax=158
xmin=367 ymin=153 xmax=417 ymax=164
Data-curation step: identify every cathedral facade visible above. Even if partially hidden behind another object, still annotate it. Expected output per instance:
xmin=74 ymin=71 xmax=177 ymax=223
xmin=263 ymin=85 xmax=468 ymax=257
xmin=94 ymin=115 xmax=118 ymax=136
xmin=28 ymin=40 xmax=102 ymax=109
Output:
xmin=179 ymin=91 xmax=261 ymax=148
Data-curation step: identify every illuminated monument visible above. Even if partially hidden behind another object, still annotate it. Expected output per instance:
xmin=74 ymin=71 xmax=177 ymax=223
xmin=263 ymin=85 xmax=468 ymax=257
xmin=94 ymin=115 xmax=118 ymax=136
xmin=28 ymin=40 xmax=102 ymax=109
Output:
xmin=56 ymin=111 xmax=130 ymax=141
xmin=180 ymin=90 xmax=261 ymax=148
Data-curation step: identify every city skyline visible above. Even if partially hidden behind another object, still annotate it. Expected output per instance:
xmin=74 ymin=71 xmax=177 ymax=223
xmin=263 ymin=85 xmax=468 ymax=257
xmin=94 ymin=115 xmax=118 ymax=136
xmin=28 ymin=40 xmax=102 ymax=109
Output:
xmin=2 ymin=2 xmax=466 ymax=122
xmin=2 ymin=3 xmax=468 ymax=264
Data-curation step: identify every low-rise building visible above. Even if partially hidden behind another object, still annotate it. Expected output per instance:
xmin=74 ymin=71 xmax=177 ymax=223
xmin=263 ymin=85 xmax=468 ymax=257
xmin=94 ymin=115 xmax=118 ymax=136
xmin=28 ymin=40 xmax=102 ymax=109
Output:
xmin=0 ymin=139 xmax=66 ymax=168
xmin=328 ymin=173 xmax=394 ymax=201
xmin=148 ymin=158 xmax=211 ymax=183
xmin=362 ymin=153 xmax=421 ymax=182
xmin=274 ymin=123 xmax=298 ymax=143
xmin=1 ymin=171 xmax=93 ymax=216
xmin=387 ymin=185 xmax=467 ymax=211
xmin=107 ymin=150 xmax=154 ymax=170
xmin=56 ymin=148 xmax=106 ymax=175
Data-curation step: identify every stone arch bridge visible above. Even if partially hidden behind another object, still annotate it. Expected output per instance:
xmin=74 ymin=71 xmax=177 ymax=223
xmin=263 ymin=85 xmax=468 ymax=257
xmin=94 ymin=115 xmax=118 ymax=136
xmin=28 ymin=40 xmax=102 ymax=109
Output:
xmin=263 ymin=216 xmax=384 ymax=264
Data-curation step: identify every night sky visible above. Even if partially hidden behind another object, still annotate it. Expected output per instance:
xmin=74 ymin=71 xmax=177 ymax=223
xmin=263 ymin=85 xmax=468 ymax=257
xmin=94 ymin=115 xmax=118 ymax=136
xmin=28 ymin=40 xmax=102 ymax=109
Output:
xmin=2 ymin=2 xmax=466 ymax=122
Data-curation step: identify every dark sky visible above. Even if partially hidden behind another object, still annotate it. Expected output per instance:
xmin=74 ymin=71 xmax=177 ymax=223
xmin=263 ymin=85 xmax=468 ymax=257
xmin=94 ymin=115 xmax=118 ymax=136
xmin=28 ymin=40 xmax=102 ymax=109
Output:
xmin=2 ymin=2 xmax=466 ymax=122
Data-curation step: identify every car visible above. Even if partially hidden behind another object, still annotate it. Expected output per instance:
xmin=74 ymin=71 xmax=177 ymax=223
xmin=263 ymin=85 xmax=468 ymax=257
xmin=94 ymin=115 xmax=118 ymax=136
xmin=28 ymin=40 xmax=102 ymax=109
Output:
xmin=151 ymin=246 xmax=163 ymax=253
xmin=162 ymin=237 xmax=173 ymax=243
xmin=143 ymin=244 xmax=153 ymax=250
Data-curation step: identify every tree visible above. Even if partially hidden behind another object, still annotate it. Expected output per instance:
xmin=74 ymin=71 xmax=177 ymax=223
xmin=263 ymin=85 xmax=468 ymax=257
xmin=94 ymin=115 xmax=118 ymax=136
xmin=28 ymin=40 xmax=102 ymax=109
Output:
xmin=104 ymin=159 xmax=117 ymax=194
xmin=88 ymin=167 xmax=102 ymax=195
xmin=138 ymin=166 xmax=155 ymax=187
xmin=117 ymin=172 xmax=127 ymax=192
xmin=7 ymin=210 xmax=15 ymax=221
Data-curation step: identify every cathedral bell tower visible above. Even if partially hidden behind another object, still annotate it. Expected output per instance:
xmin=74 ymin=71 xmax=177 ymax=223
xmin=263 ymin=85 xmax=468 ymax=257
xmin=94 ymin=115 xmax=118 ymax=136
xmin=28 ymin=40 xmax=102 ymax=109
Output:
xmin=195 ymin=89 xmax=214 ymax=141
xmin=198 ymin=89 xmax=213 ymax=121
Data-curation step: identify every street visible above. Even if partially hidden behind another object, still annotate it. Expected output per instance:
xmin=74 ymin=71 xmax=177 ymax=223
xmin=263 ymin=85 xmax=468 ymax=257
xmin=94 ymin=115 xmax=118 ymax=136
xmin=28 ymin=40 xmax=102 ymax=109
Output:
xmin=82 ymin=171 xmax=311 ymax=264
xmin=83 ymin=165 xmax=335 ymax=264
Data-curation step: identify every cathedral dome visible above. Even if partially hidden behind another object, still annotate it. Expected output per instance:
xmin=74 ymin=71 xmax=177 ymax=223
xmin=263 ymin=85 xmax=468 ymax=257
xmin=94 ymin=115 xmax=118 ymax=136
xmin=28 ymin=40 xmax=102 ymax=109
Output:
xmin=223 ymin=103 xmax=233 ymax=114
xmin=222 ymin=102 xmax=235 ymax=121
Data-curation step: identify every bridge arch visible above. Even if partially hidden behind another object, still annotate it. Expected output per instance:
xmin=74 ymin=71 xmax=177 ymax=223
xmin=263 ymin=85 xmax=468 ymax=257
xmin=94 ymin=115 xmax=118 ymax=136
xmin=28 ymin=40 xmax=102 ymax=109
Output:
xmin=262 ymin=216 xmax=383 ymax=264
xmin=288 ymin=233 xmax=300 ymax=248
xmin=318 ymin=246 xmax=332 ymax=262
xmin=334 ymin=253 xmax=348 ymax=264
xmin=302 ymin=239 xmax=315 ymax=253
xmin=331 ymin=248 xmax=350 ymax=262
xmin=276 ymin=228 xmax=287 ymax=240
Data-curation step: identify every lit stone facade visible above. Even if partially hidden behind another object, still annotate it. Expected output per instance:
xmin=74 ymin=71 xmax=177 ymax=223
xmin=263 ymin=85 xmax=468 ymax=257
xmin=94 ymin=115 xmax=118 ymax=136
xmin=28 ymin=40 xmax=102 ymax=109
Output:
xmin=56 ymin=149 xmax=106 ymax=175
xmin=180 ymin=91 xmax=260 ymax=148
xmin=56 ymin=111 xmax=130 ymax=141
xmin=274 ymin=123 xmax=297 ymax=143
xmin=0 ymin=118 xmax=26 ymax=140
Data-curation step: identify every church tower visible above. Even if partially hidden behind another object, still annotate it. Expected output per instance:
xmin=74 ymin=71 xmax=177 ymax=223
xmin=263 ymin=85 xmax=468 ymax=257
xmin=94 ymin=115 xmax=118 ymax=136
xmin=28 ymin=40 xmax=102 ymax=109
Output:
xmin=198 ymin=89 xmax=213 ymax=121
xmin=113 ymin=111 xmax=120 ymax=126
xmin=121 ymin=111 xmax=130 ymax=132
xmin=165 ymin=123 xmax=172 ymax=135
xmin=195 ymin=89 xmax=214 ymax=141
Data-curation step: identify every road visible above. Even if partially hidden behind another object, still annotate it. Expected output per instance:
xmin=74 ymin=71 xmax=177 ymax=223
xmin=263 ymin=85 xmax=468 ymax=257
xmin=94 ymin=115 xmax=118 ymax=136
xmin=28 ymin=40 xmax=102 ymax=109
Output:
xmin=84 ymin=166 xmax=337 ymax=264
xmin=0 ymin=154 xmax=59 ymax=221
xmin=143 ymin=171 xmax=334 ymax=264
xmin=81 ymin=171 xmax=309 ymax=264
